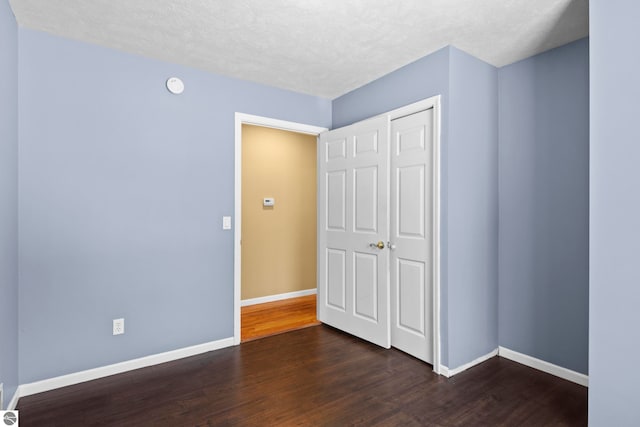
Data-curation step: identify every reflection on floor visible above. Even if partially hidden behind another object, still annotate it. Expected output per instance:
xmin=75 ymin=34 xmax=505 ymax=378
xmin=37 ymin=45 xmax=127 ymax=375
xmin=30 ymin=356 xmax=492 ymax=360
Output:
xmin=241 ymin=294 xmax=320 ymax=342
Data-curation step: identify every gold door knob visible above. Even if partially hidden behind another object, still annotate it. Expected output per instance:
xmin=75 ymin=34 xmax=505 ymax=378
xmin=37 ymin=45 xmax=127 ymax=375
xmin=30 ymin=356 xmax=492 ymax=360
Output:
xmin=369 ymin=241 xmax=385 ymax=249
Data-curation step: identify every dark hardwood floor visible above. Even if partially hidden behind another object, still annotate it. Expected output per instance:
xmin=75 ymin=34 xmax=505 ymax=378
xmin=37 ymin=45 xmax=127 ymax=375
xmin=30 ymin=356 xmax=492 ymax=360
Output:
xmin=17 ymin=325 xmax=587 ymax=426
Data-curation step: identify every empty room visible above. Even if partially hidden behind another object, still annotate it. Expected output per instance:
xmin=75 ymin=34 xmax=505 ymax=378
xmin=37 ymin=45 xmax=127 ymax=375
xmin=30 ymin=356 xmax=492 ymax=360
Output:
xmin=1 ymin=0 xmax=638 ymax=426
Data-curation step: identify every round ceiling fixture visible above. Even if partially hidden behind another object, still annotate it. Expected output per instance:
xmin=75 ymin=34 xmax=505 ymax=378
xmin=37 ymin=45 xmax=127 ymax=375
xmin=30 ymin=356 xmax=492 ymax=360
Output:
xmin=166 ymin=77 xmax=185 ymax=95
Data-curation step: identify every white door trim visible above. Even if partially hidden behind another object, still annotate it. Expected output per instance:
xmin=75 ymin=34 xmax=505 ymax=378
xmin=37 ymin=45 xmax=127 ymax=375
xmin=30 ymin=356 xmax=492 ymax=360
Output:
xmin=385 ymin=96 xmax=442 ymax=375
xmin=233 ymin=113 xmax=328 ymax=344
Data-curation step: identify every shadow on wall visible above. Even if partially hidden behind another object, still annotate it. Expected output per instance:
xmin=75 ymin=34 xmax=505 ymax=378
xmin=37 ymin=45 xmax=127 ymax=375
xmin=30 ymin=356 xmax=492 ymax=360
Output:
xmin=533 ymin=0 xmax=589 ymax=54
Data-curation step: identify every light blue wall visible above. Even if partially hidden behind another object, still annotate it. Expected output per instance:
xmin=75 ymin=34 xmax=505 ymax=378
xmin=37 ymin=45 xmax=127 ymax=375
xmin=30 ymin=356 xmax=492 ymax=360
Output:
xmin=446 ymin=48 xmax=498 ymax=369
xmin=499 ymin=39 xmax=589 ymax=375
xmin=333 ymin=47 xmax=499 ymax=370
xmin=0 ymin=0 xmax=19 ymax=409
xmin=18 ymin=29 xmax=331 ymax=384
xmin=590 ymin=2 xmax=640 ymax=425
xmin=332 ymin=48 xmax=450 ymax=129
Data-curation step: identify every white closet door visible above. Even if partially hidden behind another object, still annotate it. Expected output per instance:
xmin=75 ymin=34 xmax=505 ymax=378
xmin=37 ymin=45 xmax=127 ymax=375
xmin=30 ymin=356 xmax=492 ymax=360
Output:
xmin=318 ymin=116 xmax=390 ymax=348
xmin=390 ymin=109 xmax=434 ymax=363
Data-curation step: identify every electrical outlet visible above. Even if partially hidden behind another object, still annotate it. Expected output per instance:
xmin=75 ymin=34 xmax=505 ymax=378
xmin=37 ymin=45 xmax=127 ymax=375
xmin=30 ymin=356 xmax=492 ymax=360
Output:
xmin=0 ymin=382 xmax=4 ymax=410
xmin=113 ymin=318 xmax=125 ymax=335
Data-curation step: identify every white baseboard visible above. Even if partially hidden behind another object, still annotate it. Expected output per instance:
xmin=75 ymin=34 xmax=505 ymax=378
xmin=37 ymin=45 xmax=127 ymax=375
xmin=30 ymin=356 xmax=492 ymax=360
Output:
xmin=7 ymin=387 xmax=20 ymax=411
xmin=18 ymin=337 xmax=234 ymax=399
xmin=241 ymin=288 xmax=317 ymax=307
xmin=440 ymin=348 xmax=499 ymax=378
xmin=498 ymin=346 xmax=588 ymax=387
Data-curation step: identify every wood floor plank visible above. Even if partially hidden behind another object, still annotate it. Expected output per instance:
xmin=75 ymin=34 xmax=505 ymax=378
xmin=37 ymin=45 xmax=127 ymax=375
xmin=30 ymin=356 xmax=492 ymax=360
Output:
xmin=241 ymin=294 xmax=320 ymax=341
xmin=16 ymin=326 xmax=587 ymax=426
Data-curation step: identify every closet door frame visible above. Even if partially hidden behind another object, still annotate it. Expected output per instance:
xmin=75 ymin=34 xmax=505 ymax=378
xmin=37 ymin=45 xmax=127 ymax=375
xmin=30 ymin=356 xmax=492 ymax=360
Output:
xmin=318 ymin=96 xmax=442 ymax=373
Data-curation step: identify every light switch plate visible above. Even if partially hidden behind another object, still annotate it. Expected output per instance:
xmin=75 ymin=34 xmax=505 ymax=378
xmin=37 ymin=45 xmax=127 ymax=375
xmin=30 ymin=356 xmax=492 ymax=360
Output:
xmin=222 ymin=216 xmax=232 ymax=230
xmin=263 ymin=198 xmax=275 ymax=207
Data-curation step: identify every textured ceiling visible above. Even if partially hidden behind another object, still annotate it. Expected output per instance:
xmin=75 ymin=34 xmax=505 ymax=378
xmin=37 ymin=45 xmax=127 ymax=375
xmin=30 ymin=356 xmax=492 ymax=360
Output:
xmin=8 ymin=0 xmax=588 ymax=98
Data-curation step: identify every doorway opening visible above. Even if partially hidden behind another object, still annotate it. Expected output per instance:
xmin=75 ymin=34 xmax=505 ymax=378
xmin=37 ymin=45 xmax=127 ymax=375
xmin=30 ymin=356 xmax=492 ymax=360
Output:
xmin=234 ymin=114 xmax=328 ymax=344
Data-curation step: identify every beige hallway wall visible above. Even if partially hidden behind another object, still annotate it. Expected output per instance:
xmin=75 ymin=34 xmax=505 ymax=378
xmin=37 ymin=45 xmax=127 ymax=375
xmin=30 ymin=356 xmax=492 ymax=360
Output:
xmin=241 ymin=124 xmax=317 ymax=300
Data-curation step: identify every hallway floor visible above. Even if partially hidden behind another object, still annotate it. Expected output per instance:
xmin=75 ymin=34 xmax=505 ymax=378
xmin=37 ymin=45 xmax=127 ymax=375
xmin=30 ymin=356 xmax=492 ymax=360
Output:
xmin=241 ymin=293 xmax=320 ymax=341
